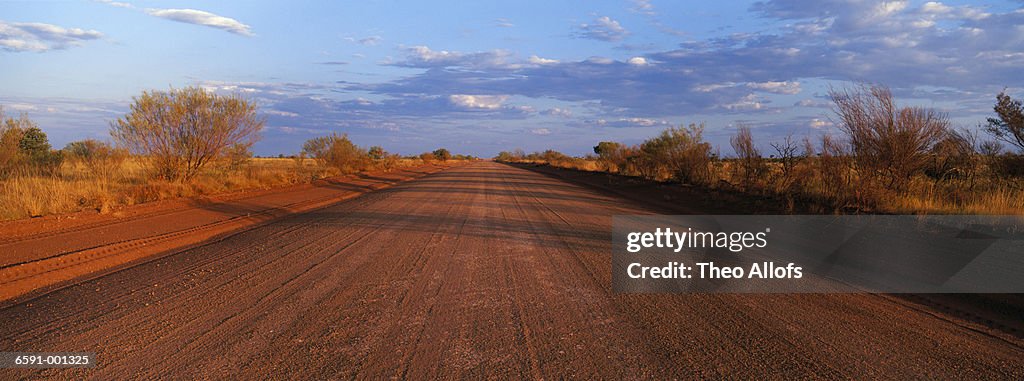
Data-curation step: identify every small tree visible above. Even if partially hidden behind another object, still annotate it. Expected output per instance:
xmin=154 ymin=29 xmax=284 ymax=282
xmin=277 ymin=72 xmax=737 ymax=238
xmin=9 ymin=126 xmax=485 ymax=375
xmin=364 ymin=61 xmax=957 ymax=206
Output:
xmin=639 ymin=123 xmax=712 ymax=184
xmin=0 ymin=110 xmax=62 ymax=176
xmin=419 ymin=152 xmax=436 ymax=162
xmin=593 ymin=141 xmax=627 ymax=172
xmin=110 ymin=87 xmax=264 ymax=181
xmin=730 ymin=126 xmax=766 ymax=186
xmin=223 ymin=142 xmax=253 ymax=169
xmin=593 ymin=141 xmax=621 ymax=158
xmin=368 ymin=146 xmax=386 ymax=161
xmin=64 ymin=139 xmax=128 ymax=180
xmin=432 ymin=148 xmax=451 ymax=162
xmin=770 ymin=133 xmax=802 ymax=180
xmin=302 ymin=133 xmax=369 ymax=174
xmin=984 ymin=91 xmax=1024 ymax=152
xmin=1 ymin=109 xmax=31 ymax=176
xmin=829 ymin=84 xmax=948 ymax=188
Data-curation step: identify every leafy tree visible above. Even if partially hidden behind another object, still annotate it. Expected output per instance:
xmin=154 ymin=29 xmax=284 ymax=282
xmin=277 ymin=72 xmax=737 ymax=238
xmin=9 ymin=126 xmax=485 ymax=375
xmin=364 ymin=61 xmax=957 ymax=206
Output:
xmin=18 ymin=127 xmax=51 ymax=158
xmin=110 ymin=86 xmax=264 ymax=181
xmin=368 ymin=146 xmax=386 ymax=160
xmin=432 ymin=148 xmax=451 ymax=162
xmin=984 ymin=91 xmax=1024 ymax=152
xmin=302 ymin=133 xmax=369 ymax=173
xmin=638 ymin=123 xmax=712 ymax=184
xmin=593 ymin=141 xmax=622 ymax=158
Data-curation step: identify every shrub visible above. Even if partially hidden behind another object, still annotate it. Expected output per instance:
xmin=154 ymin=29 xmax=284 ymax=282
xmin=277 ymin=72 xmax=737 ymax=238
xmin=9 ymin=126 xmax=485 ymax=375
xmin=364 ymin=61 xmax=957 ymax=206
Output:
xmin=924 ymin=130 xmax=978 ymax=184
xmin=817 ymin=134 xmax=852 ymax=204
xmin=368 ymin=146 xmax=385 ymax=161
xmin=432 ymin=148 xmax=451 ymax=162
xmin=223 ymin=142 xmax=253 ymax=170
xmin=769 ymin=134 xmax=802 ymax=190
xmin=984 ymin=91 xmax=1024 ymax=152
xmin=593 ymin=141 xmax=634 ymax=173
xmin=63 ymin=139 xmax=128 ymax=180
xmin=0 ymin=111 xmax=63 ymax=176
xmin=829 ymin=84 xmax=948 ymax=189
xmin=730 ymin=126 xmax=767 ymax=187
xmin=380 ymin=154 xmax=401 ymax=171
xmin=302 ymin=133 xmax=369 ymax=174
xmin=419 ymin=152 xmax=436 ymax=162
xmin=639 ymin=123 xmax=712 ymax=184
xmin=0 ymin=111 xmax=29 ymax=177
xmin=110 ymin=86 xmax=264 ymax=181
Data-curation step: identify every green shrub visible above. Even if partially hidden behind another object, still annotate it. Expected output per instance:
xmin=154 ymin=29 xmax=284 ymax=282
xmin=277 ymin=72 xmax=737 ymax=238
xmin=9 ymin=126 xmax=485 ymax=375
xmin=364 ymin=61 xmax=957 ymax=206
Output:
xmin=302 ymin=133 xmax=369 ymax=173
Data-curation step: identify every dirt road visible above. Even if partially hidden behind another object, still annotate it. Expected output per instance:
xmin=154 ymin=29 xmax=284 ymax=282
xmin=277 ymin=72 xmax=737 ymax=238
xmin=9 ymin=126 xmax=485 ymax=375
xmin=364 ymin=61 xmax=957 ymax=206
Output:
xmin=1 ymin=161 xmax=1021 ymax=379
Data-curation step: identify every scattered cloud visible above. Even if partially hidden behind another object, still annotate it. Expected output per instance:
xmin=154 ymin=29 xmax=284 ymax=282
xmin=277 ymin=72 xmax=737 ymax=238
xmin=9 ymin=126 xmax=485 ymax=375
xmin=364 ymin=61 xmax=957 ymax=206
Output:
xmin=145 ymin=8 xmax=253 ymax=36
xmin=495 ymin=18 xmax=514 ymax=28
xmin=627 ymin=56 xmax=649 ymax=66
xmin=448 ymin=94 xmax=509 ymax=110
xmin=721 ymin=94 xmax=767 ymax=111
xmin=574 ymin=16 xmax=628 ymax=42
xmin=346 ymin=35 xmax=382 ymax=46
xmin=392 ymin=45 xmax=519 ymax=69
xmin=94 ymin=0 xmax=134 ymax=9
xmin=809 ymin=118 xmax=834 ymax=129
xmin=746 ymin=81 xmax=801 ymax=94
xmin=795 ymin=98 xmax=830 ymax=108
xmin=263 ymin=109 xmax=300 ymax=117
xmin=0 ymin=21 xmax=103 ymax=52
xmin=530 ymin=128 xmax=551 ymax=135
xmin=318 ymin=61 xmax=349 ymax=65
xmin=630 ymin=0 xmax=656 ymax=16
xmin=528 ymin=55 xmax=559 ymax=65
xmin=543 ymin=108 xmax=572 ymax=117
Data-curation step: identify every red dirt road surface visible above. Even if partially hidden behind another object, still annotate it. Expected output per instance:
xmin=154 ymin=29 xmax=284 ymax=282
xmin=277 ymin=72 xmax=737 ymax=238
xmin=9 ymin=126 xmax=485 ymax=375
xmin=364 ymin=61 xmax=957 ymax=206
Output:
xmin=1 ymin=161 xmax=1022 ymax=379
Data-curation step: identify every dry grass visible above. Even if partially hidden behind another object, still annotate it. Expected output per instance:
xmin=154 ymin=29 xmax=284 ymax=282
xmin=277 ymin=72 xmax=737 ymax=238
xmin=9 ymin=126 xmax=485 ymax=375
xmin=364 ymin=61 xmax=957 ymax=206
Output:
xmin=502 ymin=155 xmax=1024 ymax=215
xmin=0 ymin=157 xmax=429 ymax=221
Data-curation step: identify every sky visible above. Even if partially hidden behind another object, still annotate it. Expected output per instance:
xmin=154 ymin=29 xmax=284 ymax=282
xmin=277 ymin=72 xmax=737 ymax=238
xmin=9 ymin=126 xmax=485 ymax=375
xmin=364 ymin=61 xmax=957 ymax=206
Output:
xmin=1 ymin=0 xmax=1023 ymax=157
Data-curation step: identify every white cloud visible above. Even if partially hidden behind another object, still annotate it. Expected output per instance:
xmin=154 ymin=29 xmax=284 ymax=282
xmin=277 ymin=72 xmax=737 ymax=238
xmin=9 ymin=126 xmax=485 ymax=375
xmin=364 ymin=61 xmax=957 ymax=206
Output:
xmin=396 ymin=45 xmax=518 ymax=69
xmin=575 ymin=16 xmax=629 ymax=42
xmin=0 ymin=21 xmax=103 ymax=52
xmin=530 ymin=128 xmax=551 ymax=135
xmin=627 ymin=56 xmax=649 ymax=66
xmin=620 ymin=117 xmax=661 ymax=126
xmin=921 ymin=1 xmax=952 ymax=14
xmin=94 ymin=0 xmax=134 ymax=8
xmin=873 ymin=1 xmax=909 ymax=18
xmin=809 ymin=118 xmax=834 ymax=129
xmin=528 ymin=55 xmax=559 ymax=65
xmin=263 ymin=109 xmax=299 ymax=117
xmin=448 ymin=94 xmax=508 ymax=110
xmin=409 ymin=45 xmax=457 ymax=61
xmin=746 ymin=81 xmax=801 ymax=94
xmin=722 ymin=94 xmax=765 ymax=111
xmin=630 ymin=0 xmax=656 ymax=16
xmin=346 ymin=35 xmax=382 ymax=46
xmin=146 ymin=8 xmax=253 ymax=36
xmin=584 ymin=56 xmax=615 ymax=64
xmin=495 ymin=18 xmax=514 ymax=28
xmin=694 ymin=83 xmax=737 ymax=92
xmin=795 ymin=99 xmax=830 ymax=108
xmin=542 ymin=108 xmax=572 ymax=117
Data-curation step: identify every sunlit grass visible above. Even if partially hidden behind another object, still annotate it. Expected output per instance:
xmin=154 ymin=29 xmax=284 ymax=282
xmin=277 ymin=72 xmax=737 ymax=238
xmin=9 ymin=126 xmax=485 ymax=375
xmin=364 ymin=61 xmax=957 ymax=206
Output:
xmin=0 ymin=157 xmax=427 ymax=221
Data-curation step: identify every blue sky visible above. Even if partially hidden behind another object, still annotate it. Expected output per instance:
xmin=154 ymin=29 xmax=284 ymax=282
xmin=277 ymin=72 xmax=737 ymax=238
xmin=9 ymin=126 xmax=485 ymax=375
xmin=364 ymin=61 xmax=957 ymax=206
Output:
xmin=1 ymin=0 xmax=1023 ymax=156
